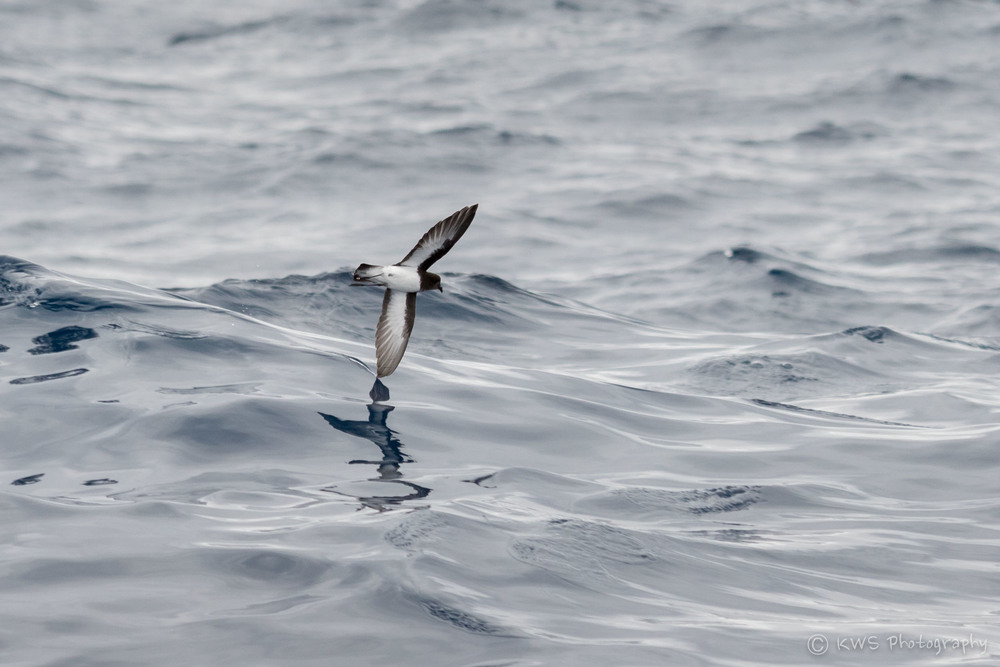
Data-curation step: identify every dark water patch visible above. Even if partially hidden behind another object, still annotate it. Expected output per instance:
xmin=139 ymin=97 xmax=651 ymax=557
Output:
xmin=750 ymin=399 xmax=920 ymax=428
xmin=924 ymin=333 xmax=1000 ymax=352
xmin=581 ymin=485 xmax=763 ymax=517
xmin=496 ymin=129 xmax=561 ymax=146
xmin=168 ymin=16 xmax=289 ymax=46
xmin=12 ymin=473 xmax=44 ymax=486
xmin=385 ymin=511 xmax=451 ymax=552
xmin=0 ymin=343 xmax=8 ymax=352
xmin=413 ymin=596 xmax=510 ymax=635
xmin=793 ymin=121 xmax=853 ymax=143
xmin=429 ymin=123 xmax=493 ymax=138
xmin=822 ymin=325 xmax=959 ymax=352
xmin=842 ymin=325 xmax=892 ymax=344
xmin=674 ymin=486 xmax=763 ymax=515
xmin=10 ymin=368 xmax=89 ymax=385
xmin=792 ymin=121 xmax=885 ymax=144
xmin=766 ymin=268 xmax=845 ymax=297
xmin=887 ymin=72 xmax=955 ymax=95
xmin=35 ymin=295 xmax=126 ymax=312
xmin=82 ymin=478 xmax=117 ymax=486
xmin=27 ymin=325 xmax=98 ymax=355
xmin=467 ymin=472 xmax=496 ymax=487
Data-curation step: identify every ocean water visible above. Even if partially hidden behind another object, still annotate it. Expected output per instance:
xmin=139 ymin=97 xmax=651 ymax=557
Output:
xmin=2 ymin=1 xmax=1000 ymax=665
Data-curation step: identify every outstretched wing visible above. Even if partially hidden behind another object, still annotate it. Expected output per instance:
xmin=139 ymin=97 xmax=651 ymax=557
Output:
xmin=397 ymin=204 xmax=477 ymax=270
xmin=375 ymin=289 xmax=416 ymax=377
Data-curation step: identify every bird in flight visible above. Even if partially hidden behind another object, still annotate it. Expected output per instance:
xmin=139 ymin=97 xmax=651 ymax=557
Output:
xmin=352 ymin=204 xmax=478 ymax=378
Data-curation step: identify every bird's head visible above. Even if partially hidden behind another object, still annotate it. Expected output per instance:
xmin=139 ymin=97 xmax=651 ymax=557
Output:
xmin=423 ymin=272 xmax=443 ymax=292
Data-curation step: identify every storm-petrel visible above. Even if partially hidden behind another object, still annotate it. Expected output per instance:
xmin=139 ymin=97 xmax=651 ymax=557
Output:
xmin=352 ymin=204 xmax=478 ymax=377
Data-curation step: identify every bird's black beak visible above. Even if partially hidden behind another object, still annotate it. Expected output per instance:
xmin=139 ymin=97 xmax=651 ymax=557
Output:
xmin=438 ymin=285 xmax=443 ymax=292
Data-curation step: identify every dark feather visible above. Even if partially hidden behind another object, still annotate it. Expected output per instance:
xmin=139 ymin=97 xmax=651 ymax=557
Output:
xmin=397 ymin=204 xmax=477 ymax=270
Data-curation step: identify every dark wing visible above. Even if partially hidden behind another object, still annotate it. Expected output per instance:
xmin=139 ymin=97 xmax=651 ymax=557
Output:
xmin=375 ymin=289 xmax=416 ymax=377
xmin=396 ymin=204 xmax=477 ymax=270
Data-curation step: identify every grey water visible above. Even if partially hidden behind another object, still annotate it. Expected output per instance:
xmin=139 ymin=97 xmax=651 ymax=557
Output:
xmin=2 ymin=1 xmax=1000 ymax=665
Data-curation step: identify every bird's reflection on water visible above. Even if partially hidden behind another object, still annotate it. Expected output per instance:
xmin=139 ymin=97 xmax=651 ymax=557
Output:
xmin=318 ymin=379 xmax=430 ymax=511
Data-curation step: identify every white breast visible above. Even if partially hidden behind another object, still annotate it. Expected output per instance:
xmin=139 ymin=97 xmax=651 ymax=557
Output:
xmin=382 ymin=265 xmax=423 ymax=292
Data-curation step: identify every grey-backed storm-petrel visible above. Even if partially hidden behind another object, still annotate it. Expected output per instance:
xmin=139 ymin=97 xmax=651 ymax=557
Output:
xmin=352 ymin=204 xmax=478 ymax=377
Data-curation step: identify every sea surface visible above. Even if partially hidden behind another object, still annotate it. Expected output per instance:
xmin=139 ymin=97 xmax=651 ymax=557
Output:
xmin=2 ymin=1 xmax=1000 ymax=665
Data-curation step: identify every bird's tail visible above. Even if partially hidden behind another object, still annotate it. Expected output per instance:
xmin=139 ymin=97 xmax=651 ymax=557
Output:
xmin=351 ymin=263 xmax=383 ymax=285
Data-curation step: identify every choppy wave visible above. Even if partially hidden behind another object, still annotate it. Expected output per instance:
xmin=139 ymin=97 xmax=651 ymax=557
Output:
xmin=4 ymin=253 xmax=998 ymax=662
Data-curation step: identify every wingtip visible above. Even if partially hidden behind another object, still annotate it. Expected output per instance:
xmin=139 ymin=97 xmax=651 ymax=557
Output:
xmin=460 ymin=203 xmax=478 ymax=224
